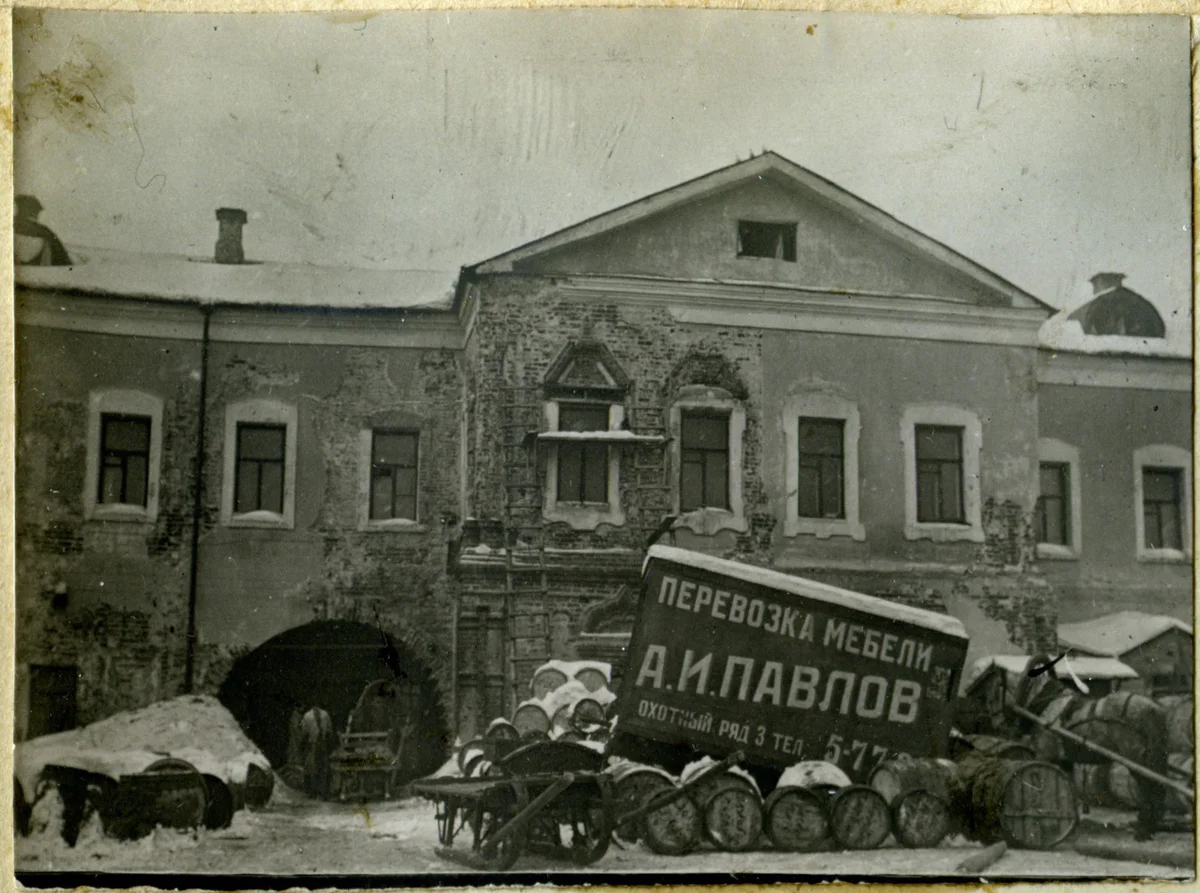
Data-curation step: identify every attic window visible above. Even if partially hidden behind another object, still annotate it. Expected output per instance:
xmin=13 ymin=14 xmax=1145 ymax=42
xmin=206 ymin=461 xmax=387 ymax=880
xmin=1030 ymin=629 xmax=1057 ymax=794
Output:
xmin=737 ymin=221 xmax=797 ymax=262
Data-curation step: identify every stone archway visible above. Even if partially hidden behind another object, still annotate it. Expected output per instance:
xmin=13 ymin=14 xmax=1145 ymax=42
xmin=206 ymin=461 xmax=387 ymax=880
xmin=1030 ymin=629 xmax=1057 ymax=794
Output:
xmin=217 ymin=620 xmax=450 ymax=792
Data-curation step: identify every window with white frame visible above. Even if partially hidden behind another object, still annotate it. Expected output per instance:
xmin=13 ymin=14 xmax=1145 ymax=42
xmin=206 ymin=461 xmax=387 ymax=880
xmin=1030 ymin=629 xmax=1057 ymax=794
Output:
xmin=1134 ymin=444 xmax=1191 ymax=561
xmin=543 ymin=401 xmax=626 ymax=530
xmin=222 ymin=399 xmax=297 ymax=528
xmin=1036 ymin=438 xmax=1082 ymax=559
xmin=783 ymin=395 xmax=864 ymax=540
xmin=670 ymin=386 xmax=747 ymax=535
xmin=370 ymin=430 xmax=419 ymax=522
xmin=901 ymin=405 xmax=983 ymax=542
xmin=85 ymin=389 xmax=163 ymax=521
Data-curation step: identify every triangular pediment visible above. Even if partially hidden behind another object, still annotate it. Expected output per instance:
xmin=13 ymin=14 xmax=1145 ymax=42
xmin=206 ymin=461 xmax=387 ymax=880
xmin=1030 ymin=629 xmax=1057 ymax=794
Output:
xmin=544 ymin=340 xmax=630 ymax=398
xmin=474 ymin=152 xmax=1050 ymax=313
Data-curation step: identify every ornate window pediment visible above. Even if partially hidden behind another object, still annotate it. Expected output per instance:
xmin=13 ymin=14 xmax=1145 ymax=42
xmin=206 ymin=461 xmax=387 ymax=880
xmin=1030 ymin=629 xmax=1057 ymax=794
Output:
xmin=544 ymin=340 xmax=630 ymax=400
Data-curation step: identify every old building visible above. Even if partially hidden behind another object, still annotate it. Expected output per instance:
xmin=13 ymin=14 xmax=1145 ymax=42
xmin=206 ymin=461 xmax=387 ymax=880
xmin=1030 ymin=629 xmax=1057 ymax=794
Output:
xmin=15 ymin=228 xmax=466 ymax=778
xmin=1058 ymin=611 xmax=1193 ymax=695
xmin=14 ymin=152 xmax=1194 ymax=752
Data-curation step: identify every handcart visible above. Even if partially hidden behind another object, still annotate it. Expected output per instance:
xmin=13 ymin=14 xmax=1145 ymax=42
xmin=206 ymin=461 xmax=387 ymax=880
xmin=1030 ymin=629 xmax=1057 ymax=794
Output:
xmin=411 ymin=740 xmax=613 ymax=870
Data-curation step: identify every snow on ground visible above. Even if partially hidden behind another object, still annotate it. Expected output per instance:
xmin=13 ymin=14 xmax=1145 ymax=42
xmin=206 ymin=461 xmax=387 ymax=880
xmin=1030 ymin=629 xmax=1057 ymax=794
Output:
xmin=14 ymin=784 xmax=1192 ymax=879
xmin=16 ymin=695 xmax=269 ymax=793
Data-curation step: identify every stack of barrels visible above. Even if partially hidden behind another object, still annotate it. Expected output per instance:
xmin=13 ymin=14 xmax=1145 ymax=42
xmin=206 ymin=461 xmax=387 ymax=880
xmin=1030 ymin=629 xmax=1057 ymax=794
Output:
xmin=866 ymin=735 xmax=1078 ymax=851
xmin=453 ymin=661 xmax=617 ymax=777
xmin=610 ymin=733 xmax=1078 ymax=856
xmin=1077 ymin=694 xmax=1193 ymax=818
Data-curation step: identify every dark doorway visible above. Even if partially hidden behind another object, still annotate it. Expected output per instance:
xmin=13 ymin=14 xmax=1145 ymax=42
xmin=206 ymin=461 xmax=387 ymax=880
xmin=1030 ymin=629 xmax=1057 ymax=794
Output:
xmin=27 ymin=665 xmax=78 ymax=739
xmin=218 ymin=621 xmax=450 ymax=790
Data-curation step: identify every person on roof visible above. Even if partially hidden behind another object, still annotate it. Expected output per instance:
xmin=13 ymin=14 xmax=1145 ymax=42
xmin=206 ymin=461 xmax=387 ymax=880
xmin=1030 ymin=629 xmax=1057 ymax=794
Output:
xmin=14 ymin=194 xmax=71 ymax=266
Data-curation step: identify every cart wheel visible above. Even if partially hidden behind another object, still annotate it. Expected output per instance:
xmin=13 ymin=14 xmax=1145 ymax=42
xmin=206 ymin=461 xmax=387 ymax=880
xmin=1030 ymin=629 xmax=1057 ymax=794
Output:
xmin=475 ymin=783 xmax=528 ymax=872
xmin=568 ymin=778 xmax=613 ymax=865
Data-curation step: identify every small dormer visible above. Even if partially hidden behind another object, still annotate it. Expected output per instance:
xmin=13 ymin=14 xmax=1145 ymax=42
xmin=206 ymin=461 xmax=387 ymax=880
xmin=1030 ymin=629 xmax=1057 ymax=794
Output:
xmin=1068 ymin=273 xmax=1166 ymax=338
xmin=543 ymin=339 xmax=630 ymax=401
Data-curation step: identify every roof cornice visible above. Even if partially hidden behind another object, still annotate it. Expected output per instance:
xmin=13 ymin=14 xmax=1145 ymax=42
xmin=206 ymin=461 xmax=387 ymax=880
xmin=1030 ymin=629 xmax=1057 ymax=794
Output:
xmin=1037 ymin=348 xmax=1193 ymax=391
xmin=16 ymin=287 xmax=464 ymax=350
xmin=542 ymin=275 xmax=1047 ymax=348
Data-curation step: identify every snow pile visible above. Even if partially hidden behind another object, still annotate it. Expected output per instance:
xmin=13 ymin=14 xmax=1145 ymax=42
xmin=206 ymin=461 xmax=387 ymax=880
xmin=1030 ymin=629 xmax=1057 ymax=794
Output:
xmin=16 ymin=695 xmax=270 ymax=795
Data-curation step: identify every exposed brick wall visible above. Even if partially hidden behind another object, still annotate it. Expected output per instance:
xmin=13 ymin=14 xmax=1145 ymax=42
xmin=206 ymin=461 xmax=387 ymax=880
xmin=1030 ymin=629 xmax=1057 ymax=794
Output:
xmin=15 ymin=326 xmax=205 ymax=735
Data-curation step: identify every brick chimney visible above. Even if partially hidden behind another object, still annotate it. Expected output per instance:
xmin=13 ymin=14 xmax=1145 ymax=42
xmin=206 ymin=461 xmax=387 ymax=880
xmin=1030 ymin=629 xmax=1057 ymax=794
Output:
xmin=215 ymin=207 xmax=248 ymax=264
xmin=1089 ymin=272 xmax=1126 ymax=296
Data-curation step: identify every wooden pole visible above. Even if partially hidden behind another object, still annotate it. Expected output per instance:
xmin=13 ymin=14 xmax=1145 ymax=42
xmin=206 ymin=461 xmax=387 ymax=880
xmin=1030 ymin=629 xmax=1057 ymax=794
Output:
xmin=956 ymin=841 xmax=1008 ymax=874
xmin=1007 ymin=700 xmax=1194 ymax=801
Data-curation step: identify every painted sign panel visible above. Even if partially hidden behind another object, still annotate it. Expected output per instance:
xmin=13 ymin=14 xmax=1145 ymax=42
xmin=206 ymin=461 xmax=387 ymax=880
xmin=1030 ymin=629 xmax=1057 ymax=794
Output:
xmin=613 ymin=547 xmax=970 ymax=781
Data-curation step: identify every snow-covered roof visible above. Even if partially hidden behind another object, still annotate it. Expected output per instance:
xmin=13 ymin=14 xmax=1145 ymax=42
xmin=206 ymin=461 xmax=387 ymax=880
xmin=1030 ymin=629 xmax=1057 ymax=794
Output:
xmin=16 ymin=245 xmax=458 ymax=311
xmin=1039 ymin=284 xmax=1190 ymax=359
xmin=1058 ymin=611 xmax=1193 ymax=657
xmin=645 ymin=545 xmax=968 ymax=638
xmin=966 ymin=654 xmax=1139 ymax=688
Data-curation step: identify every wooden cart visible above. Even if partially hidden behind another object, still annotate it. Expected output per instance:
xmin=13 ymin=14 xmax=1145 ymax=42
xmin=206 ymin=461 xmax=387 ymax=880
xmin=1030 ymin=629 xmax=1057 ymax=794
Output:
xmin=411 ymin=741 xmax=613 ymax=870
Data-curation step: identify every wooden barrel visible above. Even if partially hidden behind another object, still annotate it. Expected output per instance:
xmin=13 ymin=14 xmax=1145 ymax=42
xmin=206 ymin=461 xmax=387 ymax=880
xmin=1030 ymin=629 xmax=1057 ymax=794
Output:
xmin=485 ymin=718 xmax=521 ymax=741
xmin=763 ymin=786 xmax=829 ymax=852
xmin=102 ymin=758 xmax=208 ymax=840
xmin=959 ymin=735 xmax=1037 ymax=761
xmin=967 ymin=759 xmax=1077 ymax=849
xmin=869 ymin=757 xmax=958 ymax=804
xmin=891 ymin=789 xmax=951 ymax=848
xmin=575 ymin=667 xmax=609 ymax=693
xmin=201 ymin=775 xmax=235 ymax=830
xmin=571 ymin=697 xmax=607 ymax=727
xmin=512 ymin=701 xmax=551 ymax=736
xmin=530 ymin=666 xmax=569 ymax=699
xmin=868 ymin=757 xmax=957 ymax=848
xmin=611 ymin=763 xmax=674 ymax=844
xmin=643 ymin=790 xmax=704 ymax=856
xmin=828 ymin=785 xmax=891 ymax=850
xmin=702 ymin=785 xmax=763 ymax=852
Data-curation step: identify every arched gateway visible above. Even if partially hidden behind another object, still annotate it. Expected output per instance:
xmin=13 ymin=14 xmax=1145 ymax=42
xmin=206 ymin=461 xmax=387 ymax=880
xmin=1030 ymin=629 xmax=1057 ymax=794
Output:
xmin=218 ymin=620 xmax=451 ymax=793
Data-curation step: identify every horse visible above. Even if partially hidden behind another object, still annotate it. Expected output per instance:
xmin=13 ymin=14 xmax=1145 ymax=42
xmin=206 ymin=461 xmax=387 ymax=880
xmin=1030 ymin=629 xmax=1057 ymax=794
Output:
xmin=984 ymin=656 xmax=1171 ymax=840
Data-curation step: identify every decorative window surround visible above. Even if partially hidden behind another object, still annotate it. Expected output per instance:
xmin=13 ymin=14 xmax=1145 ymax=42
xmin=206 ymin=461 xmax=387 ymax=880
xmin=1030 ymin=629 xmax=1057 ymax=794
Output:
xmin=783 ymin=395 xmax=864 ymax=540
xmin=221 ymin=399 xmax=297 ymax=529
xmin=358 ymin=429 xmax=426 ymax=532
xmin=84 ymin=389 xmax=163 ymax=522
xmin=1036 ymin=438 xmax=1082 ymax=560
xmin=670 ymin=386 xmax=747 ymax=536
xmin=901 ymin=405 xmax=983 ymax=543
xmin=1133 ymin=444 xmax=1192 ymax=563
xmin=543 ymin=402 xmax=626 ymax=531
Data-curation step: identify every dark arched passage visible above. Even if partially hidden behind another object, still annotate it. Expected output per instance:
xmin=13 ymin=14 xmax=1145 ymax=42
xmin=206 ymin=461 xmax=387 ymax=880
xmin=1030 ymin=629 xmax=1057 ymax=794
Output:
xmin=218 ymin=621 xmax=450 ymax=790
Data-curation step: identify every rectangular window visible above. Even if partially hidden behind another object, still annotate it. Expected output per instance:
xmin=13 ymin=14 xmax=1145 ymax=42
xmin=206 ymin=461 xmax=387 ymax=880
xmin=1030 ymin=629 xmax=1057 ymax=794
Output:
xmin=737 ymin=221 xmax=797 ymax=261
xmin=1037 ymin=462 xmax=1071 ymax=545
xmin=556 ymin=404 xmax=609 ymax=504
xmin=1143 ymin=467 xmax=1183 ymax=550
xmin=370 ymin=431 xmax=419 ymax=521
xmin=27 ymin=665 xmax=77 ymax=739
xmin=681 ymin=411 xmax=730 ymax=511
xmin=235 ymin=423 xmax=286 ymax=514
xmin=915 ymin=425 xmax=964 ymax=523
xmin=98 ymin=414 xmax=151 ymax=507
xmin=797 ymin=417 xmax=845 ymax=519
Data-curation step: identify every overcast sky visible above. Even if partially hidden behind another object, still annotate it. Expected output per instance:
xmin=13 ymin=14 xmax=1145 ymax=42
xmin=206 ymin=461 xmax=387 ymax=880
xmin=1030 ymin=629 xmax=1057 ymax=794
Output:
xmin=13 ymin=11 xmax=1192 ymax=346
